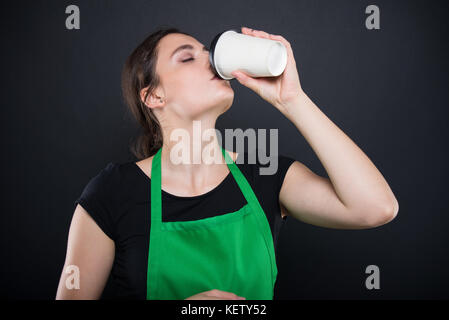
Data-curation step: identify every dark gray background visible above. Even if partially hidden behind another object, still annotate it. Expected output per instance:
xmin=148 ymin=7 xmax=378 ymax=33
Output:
xmin=1 ymin=0 xmax=448 ymax=299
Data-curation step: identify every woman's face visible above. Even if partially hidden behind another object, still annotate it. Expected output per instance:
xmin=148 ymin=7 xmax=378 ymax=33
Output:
xmin=153 ymin=33 xmax=234 ymax=120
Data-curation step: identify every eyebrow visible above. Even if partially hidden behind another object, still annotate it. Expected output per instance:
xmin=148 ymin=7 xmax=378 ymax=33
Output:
xmin=170 ymin=44 xmax=208 ymax=59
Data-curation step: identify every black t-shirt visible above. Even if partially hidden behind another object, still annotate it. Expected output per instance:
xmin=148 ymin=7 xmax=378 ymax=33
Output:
xmin=73 ymin=149 xmax=296 ymax=299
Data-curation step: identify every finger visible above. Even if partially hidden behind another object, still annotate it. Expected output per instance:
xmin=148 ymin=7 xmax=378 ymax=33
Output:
xmin=204 ymin=296 xmax=245 ymax=300
xmin=241 ymin=27 xmax=291 ymax=48
xmin=207 ymin=289 xmax=239 ymax=299
xmin=206 ymin=296 xmax=245 ymax=300
xmin=241 ymin=27 xmax=271 ymax=40
xmin=207 ymin=289 xmax=244 ymax=300
xmin=231 ymin=70 xmax=260 ymax=93
xmin=268 ymin=34 xmax=295 ymax=63
xmin=252 ymin=29 xmax=271 ymax=39
xmin=242 ymin=28 xmax=292 ymax=60
xmin=240 ymin=28 xmax=295 ymax=65
xmin=241 ymin=26 xmax=252 ymax=34
xmin=268 ymin=34 xmax=292 ymax=52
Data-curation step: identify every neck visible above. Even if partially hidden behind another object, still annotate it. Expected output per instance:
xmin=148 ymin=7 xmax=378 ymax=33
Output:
xmin=158 ymin=117 xmax=231 ymax=190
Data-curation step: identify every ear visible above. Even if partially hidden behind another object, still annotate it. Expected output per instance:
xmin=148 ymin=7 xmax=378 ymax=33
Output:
xmin=140 ymin=86 xmax=164 ymax=108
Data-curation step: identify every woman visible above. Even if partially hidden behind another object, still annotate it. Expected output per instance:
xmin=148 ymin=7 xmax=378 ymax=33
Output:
xmin=56 ymin=26 xmax=399 ymax=300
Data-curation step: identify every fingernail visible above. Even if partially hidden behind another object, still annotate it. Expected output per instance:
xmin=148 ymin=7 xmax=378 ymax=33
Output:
xmin=238 ymin=296 xmax=246 ymax=300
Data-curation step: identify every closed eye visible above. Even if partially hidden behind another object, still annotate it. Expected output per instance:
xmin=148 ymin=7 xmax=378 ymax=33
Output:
xmin=181 ymin=57 xmax=194 ymax=63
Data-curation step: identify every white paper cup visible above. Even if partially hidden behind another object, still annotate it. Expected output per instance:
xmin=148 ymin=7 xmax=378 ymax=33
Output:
xmin=209 ymin=28 xmax=287 ymax=80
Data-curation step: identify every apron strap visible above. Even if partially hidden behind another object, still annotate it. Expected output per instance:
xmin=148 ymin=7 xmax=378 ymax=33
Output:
xmin=147 ymin=147 xmax=163 ymax=299
xmin=220 ymin=147 xmax=266 ymax=217
xmin=220 ymin=147 xmax=277 ymax=278
xmin=150 ymin=147 xmax=163 ymax=227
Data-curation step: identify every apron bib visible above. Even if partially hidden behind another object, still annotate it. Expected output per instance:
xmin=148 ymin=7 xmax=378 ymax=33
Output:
xmin=146 ymin=146 xmax=278 ymax=300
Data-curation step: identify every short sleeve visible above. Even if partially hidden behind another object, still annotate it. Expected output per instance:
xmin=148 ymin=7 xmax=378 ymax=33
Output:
xmin=74 ymin=162 xmax=118 ymax=240
xmin=249 ymin=148 xmax=296 ymax=195
xmin=275 ymin=154 xmax=296 ymax=197
xmin=247 ymin=148 xmax=296 ymax=223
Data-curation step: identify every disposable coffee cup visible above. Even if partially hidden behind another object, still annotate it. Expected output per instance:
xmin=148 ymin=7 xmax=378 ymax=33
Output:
xmin=209 ymin=28 xmax=288 ymax=80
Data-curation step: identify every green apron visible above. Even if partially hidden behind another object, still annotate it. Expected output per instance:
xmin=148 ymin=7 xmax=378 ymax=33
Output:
xmin=146 ymin=146 xmax=278 ymax=300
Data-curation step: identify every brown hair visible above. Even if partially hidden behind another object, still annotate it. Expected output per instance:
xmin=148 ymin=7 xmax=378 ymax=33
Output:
xmin=121 ymin=26 xmax=192 ymax=159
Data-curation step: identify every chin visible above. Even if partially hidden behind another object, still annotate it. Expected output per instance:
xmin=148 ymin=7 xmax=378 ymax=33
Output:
xmin=209 ymin=90 xmax=234 ymax=112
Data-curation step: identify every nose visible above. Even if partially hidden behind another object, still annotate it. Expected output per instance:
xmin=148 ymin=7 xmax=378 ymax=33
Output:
xmin=205 ymin=49 xmax=216 ymax=76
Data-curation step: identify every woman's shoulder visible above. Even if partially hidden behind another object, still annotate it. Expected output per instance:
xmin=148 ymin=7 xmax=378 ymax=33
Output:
xmin=235 ymin=148 xmax=295 ymax=172
xmin=75 ymin=160 xmax=143 ymax=216
xmin=81 ymin=160 xmax=139 ymax=195
xmin=135 ymin=155 xmax=154 ymax=180
xmin=74 ymin=161 xmax=134 ymax=241
xmin=235 ymin=148 xmax=296 ymax=192
xmin=96 ymin=160 xmax=134 ymax=180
